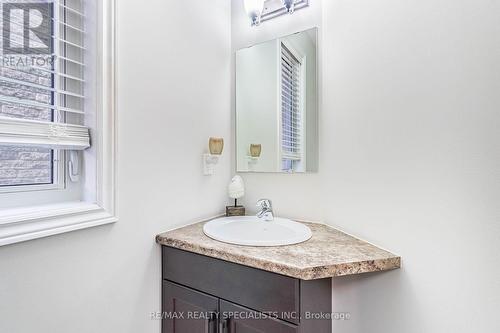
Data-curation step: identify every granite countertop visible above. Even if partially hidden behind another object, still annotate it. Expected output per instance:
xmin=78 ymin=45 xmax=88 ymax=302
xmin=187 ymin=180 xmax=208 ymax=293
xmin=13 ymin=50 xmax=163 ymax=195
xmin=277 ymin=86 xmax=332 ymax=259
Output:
xmin=156 ymin=219 xmax=401 ymax=280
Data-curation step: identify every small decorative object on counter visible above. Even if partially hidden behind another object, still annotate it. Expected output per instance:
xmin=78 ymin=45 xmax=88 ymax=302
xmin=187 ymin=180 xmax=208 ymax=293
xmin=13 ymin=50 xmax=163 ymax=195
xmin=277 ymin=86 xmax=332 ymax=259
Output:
xmin=249 ymin=144 xmax=262 ymax=157
xmin=226 ymin=175 xmax=245 ymax=216
xmin=209 ymin=137 xmax=224 ymax=155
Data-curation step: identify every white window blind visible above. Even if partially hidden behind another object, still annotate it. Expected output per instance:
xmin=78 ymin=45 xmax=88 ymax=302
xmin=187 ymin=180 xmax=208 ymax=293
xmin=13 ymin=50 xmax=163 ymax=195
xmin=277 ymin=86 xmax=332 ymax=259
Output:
xmin=0 ymin=0 xmax=90 ymax=151
xmin=280 ymin=43 xmax=301 ymax=166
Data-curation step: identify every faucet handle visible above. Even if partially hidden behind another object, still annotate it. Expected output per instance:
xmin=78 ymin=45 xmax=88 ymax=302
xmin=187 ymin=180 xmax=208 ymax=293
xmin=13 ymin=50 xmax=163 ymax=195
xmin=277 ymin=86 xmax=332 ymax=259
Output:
xmin=256 ymin=199 xmax=272 ymax=209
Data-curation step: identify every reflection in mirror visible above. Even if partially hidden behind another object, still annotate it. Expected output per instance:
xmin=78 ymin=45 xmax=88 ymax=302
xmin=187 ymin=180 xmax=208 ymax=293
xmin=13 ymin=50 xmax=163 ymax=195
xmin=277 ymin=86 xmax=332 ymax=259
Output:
xmin=236 ymin=28 xmax=318 ymax=173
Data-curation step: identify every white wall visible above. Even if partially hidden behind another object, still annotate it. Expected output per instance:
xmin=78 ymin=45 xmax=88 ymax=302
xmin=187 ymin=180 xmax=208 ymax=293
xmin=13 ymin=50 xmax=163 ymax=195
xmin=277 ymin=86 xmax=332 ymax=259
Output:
xmin=0 ymin=1 xmax=232 ymax=332
xmin=233 ymin=0 xmax=500 ymax=332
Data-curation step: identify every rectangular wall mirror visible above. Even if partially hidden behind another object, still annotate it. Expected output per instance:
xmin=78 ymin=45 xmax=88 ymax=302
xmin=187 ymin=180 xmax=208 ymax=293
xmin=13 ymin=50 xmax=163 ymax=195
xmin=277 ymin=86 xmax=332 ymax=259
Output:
xmin=236 ymin=28 xmax=318 ymax=173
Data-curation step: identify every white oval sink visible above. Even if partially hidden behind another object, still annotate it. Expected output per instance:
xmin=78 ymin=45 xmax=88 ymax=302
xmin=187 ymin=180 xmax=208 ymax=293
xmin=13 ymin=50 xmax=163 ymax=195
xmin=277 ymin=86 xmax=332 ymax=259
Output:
xmin=203 ymin=216 xmax=312 ymax=247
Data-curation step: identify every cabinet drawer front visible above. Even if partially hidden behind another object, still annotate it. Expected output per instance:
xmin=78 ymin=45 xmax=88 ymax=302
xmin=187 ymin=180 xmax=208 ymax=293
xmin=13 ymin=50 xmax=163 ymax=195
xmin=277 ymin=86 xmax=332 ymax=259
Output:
xmin=220 ymin=300 xmax=299 ymax=333
xmin=162 ymin=247 xmax=300 ymax=324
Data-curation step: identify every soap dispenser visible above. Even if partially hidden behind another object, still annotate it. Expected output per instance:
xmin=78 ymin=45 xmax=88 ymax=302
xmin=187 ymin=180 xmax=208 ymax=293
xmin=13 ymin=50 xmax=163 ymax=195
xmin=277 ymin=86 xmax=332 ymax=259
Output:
xmin=226 ymin=175 xmax=245 ymax=216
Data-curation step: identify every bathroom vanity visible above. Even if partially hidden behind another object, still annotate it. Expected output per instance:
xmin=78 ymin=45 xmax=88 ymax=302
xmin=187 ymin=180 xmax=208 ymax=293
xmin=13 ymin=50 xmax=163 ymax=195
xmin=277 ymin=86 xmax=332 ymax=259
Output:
xmin=156 ymin=219 xmax=400 ymax=333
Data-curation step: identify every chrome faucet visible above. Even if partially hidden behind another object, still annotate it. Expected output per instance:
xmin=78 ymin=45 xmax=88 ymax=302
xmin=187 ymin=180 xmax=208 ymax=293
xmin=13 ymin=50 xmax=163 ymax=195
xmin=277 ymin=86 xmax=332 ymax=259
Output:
xmin=256 ymin=199 xmax=274 ymax=221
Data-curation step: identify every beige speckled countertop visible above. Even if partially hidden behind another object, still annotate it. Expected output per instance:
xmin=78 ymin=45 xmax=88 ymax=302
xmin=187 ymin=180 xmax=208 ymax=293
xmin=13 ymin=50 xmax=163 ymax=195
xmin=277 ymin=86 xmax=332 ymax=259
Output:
xmin=156 ymin=219 xmax=400 ymax=280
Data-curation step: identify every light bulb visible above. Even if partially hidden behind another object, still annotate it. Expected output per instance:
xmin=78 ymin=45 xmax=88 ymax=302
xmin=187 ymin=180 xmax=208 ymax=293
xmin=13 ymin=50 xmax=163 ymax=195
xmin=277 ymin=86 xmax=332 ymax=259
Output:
xmin=282 ymin=0 xmax=295 ymax=13
xmin=244 ymin=0 xmax=265 ymax=26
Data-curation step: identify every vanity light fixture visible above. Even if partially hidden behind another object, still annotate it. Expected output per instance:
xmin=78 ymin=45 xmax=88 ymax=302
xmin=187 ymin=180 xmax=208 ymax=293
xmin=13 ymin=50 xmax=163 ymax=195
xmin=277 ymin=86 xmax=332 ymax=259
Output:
xmin=244 ymin=0 xmax=265 ymax=26
xmin=282 ymin=0 xmax=296 ymax=13
xmin=244 ymin=0 xmax=309 ymax=26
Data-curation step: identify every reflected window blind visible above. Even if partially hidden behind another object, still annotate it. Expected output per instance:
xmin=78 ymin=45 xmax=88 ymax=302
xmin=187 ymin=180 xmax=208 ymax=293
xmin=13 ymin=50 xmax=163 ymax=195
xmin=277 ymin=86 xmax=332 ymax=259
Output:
xmin=280 ymin=43 xmax=301 ymax=162
xmin=0 ymin=0 xmax=90 ymax=150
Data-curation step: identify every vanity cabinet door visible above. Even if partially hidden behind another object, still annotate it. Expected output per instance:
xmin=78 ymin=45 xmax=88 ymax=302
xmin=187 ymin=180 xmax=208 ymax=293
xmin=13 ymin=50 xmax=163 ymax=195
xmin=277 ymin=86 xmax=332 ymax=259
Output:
xmin=162 ymin=281 xmax=218 ymax=333
xmin=220 ymin=300 xmax=298 ymax=333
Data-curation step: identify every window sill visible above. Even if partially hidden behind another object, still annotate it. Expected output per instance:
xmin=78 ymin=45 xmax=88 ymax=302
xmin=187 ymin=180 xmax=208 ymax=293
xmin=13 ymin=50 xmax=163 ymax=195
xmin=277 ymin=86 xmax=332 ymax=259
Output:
xmin=0 ymin=202 xmax=117 ymax=246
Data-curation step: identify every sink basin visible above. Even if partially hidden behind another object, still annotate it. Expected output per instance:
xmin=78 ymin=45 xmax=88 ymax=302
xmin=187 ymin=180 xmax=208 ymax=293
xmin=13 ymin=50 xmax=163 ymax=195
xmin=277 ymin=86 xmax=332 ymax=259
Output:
xmin=203 ymin=216 xmax=312 ymax=247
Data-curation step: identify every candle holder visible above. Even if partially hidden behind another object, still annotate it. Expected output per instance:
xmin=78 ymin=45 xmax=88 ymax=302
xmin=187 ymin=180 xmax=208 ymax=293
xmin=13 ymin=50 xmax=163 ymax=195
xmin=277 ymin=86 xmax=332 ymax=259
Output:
xmin=203 ymin=137 xmax=224 ymax=175
xmin=209 ymin=137 xmax=224 ymax=155
xmin=250 ymin=144 xmax=261 ymax=157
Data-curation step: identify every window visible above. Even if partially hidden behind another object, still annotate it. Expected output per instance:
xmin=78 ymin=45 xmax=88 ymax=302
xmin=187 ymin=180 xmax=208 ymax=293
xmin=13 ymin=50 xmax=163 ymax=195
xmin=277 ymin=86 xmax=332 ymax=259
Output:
xmin=280 ymin=42 xmax=303 ymax=173
xmin=0 ymin=0 xmax=88 ymax=190
xmin=0 ymin=0 xmax=116 ymax=246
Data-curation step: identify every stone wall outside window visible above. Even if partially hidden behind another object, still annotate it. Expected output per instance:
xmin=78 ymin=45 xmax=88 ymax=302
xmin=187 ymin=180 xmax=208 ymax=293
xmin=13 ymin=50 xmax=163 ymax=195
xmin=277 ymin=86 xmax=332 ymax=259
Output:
xmin=0 ymin=0 xmax=54 ymax=186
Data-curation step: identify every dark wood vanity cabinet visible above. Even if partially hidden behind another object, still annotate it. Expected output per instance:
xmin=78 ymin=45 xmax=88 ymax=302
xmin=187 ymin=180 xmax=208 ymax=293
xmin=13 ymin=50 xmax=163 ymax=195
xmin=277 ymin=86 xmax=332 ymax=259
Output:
xmin=161 ymin=246 xmax=332 ymax=333
xmin=162 ymin=281 xmax=218 ymax=333
xmin=220 ymin=300 xmax=299 ymax=333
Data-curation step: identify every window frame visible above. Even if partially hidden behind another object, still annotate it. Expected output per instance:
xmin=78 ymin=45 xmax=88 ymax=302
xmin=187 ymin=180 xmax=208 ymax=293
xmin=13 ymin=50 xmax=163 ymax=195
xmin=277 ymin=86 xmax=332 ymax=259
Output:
xmin=0 ymin=0 xmax=117 ymax=246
